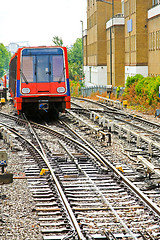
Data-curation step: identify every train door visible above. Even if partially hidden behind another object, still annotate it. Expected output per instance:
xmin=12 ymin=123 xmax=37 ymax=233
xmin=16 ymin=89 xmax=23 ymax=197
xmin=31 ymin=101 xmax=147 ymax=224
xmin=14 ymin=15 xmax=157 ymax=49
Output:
xmin=36 ymin=55 xmax=51 ymax=93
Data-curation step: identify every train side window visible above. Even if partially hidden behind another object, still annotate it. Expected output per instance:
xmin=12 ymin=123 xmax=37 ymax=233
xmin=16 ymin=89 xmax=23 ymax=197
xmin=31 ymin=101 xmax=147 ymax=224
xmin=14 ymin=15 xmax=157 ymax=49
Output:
xmin=52 ymin=55 xmax=65 ymax=82
xmin=9 ymin=56 xmax=17 ymax=95
xmin=22 ymin=56 xmax=34 ymax=82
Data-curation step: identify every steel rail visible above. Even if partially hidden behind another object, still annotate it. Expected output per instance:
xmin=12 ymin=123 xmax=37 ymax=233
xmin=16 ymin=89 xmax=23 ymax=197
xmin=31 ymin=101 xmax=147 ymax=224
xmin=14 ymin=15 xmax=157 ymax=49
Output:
xmin=0 ymin=120 xmax=86 ymax=240
xmin=57 ymin=120 xmax=160 ymax=218
xmin=1 ymin=113 xmax=160 ymax=219
xmin=1 ymin=112 xmax=160 ymax=218
xmin=59 ymin=140 xmax=138 ymax=239
xmin=72 ymin=97 xmax=160 ymax=128
xmin=15 ymin=118 xmax=160 ymax=220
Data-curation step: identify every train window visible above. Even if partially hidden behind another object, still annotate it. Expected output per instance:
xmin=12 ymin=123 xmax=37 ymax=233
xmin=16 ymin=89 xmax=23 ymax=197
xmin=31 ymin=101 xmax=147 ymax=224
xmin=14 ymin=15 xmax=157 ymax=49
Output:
xmin=22 ymin=56 xmax=34 ymax=82
xmin=52 ymin=55 xmax=65 ymax=82
xmin=37 ymin=56 xmax=50 ymax=82
xmin=9 ymin=56 xmax=17 ymax=95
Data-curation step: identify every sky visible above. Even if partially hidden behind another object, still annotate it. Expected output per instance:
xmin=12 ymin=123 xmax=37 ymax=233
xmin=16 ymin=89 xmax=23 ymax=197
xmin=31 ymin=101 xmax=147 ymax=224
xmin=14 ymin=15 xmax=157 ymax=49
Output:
xmin=0 ymin=0 xmax=87 ymax=47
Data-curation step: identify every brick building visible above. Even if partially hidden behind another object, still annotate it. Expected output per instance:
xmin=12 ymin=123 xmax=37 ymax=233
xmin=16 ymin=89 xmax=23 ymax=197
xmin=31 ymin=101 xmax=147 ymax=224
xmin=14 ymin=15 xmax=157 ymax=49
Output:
xmin=84 ymin=0 xmax=122 ymax=86
xmin=84 ymin=0 xmax=160 ymax=87
xmin=124 ymin=0 xmax=152 ymax=80
xmin=148 ymin=1 xmax=160 ymax=77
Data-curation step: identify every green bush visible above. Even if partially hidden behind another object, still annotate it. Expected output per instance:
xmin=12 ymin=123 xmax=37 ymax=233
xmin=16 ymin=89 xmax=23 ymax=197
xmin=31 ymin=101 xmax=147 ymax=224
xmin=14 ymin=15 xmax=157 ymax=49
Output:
xmin=126 ymin=74 xmax=143 ymax=88
xmin=123 ymin=75 xmax=160 ymax=113
xmin=135 ymin=76 xmax=160 ymax=104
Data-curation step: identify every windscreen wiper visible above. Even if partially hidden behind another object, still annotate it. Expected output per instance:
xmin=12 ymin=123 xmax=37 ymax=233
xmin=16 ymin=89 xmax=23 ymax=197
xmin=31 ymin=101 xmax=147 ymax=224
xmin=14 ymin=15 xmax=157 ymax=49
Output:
xmin=20 ymin=69 xmax=29 ymax=84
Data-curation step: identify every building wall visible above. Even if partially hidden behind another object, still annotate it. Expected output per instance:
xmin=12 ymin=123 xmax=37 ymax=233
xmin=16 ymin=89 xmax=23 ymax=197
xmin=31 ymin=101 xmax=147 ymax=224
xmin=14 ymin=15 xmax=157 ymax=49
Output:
xmin=84 ymin=66 xmax=107 ymax=86
xmin=85 ymin=0 xmax=122 ymax=86
xmin=87 ymin=1 xmax=112 ymax=66
xmin=106 ymin=16 xmax=125 ymax=86
xmin=84 ymin=0 xmax=160 ymax=87
xmin=124 ymin=0 xmax=152 ymax=80
xmin=114 ymin=24 xmax=125 ymax=86
xmin=148 ymin=4 xmax=160 ymax=76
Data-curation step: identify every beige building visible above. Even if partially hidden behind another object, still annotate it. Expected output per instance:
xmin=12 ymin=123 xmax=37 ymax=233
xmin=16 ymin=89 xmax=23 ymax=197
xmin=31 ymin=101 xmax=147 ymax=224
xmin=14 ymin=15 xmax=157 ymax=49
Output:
xmin=84 ymin=0 xmax=160 ymax=87
xmin=84 ymin=0 xmax=122 ymax=86
xmin=106 ymin=14 xmax=125 ymax=86
xmin=124 ymin=0 xmax=152 ymax=80
xmin=148 ymin=1 xmax=160 ymax=77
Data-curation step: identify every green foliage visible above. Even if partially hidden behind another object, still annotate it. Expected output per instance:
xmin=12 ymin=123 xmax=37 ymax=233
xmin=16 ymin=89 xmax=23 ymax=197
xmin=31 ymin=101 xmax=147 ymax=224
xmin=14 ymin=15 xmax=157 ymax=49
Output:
xmin=51 ymin=36 xmax=83 ymax=81
xmin=67 ymin=38 xmax=83 ymax=81
xmin=135 ymin=76 xmax=160 ymax=105
xmin=116 ymin=85 xmax=122 ymax=98
xmin=123 ymin=75 xmax=160 ymax=113
xmin=0 ymin=44 xmax=11 ymax=78
xmin=126 ymin=74 xmax=143 ymax=88
xmin=52 ymin=36 xmax=63 ymax=46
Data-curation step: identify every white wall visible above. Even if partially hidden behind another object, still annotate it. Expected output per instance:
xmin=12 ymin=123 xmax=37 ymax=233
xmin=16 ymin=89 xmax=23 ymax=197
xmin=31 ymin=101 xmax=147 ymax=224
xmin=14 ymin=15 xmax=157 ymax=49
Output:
xmin=84 ymin=66 xmax=107 ymax=86
xmin=125 ymin=66 xmax=148 ymax=82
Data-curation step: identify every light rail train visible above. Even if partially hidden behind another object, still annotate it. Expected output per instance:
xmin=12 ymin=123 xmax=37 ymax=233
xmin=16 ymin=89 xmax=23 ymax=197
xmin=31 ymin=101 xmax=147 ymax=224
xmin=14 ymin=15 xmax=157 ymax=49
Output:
xmin=9 ymin=46 xmax=70 ymax=117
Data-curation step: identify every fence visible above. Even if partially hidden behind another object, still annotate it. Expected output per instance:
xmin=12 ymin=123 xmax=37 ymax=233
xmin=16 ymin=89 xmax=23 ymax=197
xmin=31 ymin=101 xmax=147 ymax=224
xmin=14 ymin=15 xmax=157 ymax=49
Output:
xmin=77 ymin=86 xmax=125 ymax=97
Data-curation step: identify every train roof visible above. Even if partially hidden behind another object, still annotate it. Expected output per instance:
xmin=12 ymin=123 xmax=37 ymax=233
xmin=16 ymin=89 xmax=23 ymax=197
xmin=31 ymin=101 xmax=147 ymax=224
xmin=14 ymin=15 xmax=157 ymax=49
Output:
xmin=9 ymin=46 xmax=67 ymax=64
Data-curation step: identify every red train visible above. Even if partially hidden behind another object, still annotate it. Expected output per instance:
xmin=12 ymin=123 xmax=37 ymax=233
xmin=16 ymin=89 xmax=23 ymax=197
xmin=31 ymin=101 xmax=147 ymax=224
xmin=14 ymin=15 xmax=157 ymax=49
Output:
xmin=9 ymin=46 xmax=70 ymax=116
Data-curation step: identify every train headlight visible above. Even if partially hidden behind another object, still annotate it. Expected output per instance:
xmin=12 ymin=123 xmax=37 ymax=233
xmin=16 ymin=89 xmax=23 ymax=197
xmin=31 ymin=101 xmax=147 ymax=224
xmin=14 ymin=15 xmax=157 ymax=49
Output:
xmin=22 ymin=88 xmax=30 ymax=94
xmin=57 ymin=87 xmax=66 ymax=93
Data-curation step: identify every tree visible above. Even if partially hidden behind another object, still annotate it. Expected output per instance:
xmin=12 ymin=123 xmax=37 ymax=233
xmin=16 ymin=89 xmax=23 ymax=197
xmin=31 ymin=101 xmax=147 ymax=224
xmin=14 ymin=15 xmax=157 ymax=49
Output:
xmin=67 ymin=38 xmax=83 ymax=81
xmin=51 ymin=36 xmax=83 ymax=81
xmin=52 ymin=36 xmax=63 ymax=46
xmin=0 ymin=44 xmax=11 ymax=78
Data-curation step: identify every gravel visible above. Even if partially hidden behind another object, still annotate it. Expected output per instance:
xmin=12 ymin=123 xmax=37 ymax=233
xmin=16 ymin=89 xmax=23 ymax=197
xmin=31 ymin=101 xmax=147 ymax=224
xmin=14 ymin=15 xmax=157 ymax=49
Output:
xmin=0 ymin=139 xmax=43 ymax=239
xmin=0 ymin=100 xmax=160 ymax=239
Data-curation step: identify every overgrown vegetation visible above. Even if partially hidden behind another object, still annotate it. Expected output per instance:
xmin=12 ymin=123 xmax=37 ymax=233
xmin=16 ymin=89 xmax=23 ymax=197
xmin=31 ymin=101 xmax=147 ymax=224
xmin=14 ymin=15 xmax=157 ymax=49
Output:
xmin=67 ymin=38 xmax=83 ymax=82
xmin=121 ymin=75 xmax=160 ymax=114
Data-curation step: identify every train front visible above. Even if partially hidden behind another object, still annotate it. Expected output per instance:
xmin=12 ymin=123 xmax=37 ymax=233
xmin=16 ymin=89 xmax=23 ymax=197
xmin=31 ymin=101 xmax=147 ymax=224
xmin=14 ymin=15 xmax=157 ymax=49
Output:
xmin=17 ymin=47 xmax=70 ymax=116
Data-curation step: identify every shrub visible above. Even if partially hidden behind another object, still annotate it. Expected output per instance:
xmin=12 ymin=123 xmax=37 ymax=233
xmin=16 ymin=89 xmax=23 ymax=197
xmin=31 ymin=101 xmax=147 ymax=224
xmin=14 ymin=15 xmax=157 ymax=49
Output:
xmin=126 ymin=74 xmax=143 ymax=88
xmin=122 ymin=75 xmax=160 ymax=114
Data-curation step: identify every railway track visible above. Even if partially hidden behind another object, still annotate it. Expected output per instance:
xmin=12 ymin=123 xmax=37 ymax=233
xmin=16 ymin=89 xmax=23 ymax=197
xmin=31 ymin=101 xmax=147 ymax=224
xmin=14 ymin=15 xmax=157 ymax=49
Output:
xmin=70 ymin=97 xmax=160 ymax=183
xmin=0 ymin=111 xmax=160 ymax=239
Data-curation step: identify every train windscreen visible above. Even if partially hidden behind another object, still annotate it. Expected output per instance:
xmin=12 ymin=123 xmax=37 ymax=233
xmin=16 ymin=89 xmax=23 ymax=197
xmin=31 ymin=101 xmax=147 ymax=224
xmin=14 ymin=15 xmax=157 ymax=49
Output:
xmin=52 ymin=55 xmax=65 ymax=82
xmin=21 ymin=50 xmax=65 ymax=83
xmin=37 ymin=56 xmax=50 ymax=83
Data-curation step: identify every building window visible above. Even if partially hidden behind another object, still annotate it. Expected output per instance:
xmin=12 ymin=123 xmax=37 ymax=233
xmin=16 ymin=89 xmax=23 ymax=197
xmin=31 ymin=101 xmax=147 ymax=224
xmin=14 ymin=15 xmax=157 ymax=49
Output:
xmin=124 ymin=1 xmax=129 ymax=17
xmin=131 ymin=35 xmax=136 ymax=52
xmin=125 ymin=37 xmax=129 ymax=53
xmin=156 ymin=31 xmax=159 ymax=50
xmin=152 ymin=0 xmax=160 ymax=6
xmin=157 ymin=31 xmax=160 ymax=49
xmin=131 ymin=0 xmax=136 ymax=14
xmin=151 ymin=32 xmax=156 ymax=50
xmin=127 ymin=19 xmax=133 ymax=33
xmin=153 ymin=32 xmax=156 ymax=50
xmin=149 ymin=32 xmax=156 ymax=51
xmin=149 ymin=33 xmax=152 ymax=51
xmin=121 ymin=0 xmax=124 ymax=15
